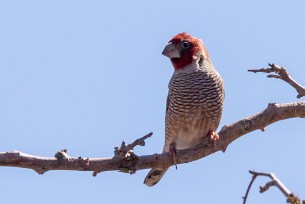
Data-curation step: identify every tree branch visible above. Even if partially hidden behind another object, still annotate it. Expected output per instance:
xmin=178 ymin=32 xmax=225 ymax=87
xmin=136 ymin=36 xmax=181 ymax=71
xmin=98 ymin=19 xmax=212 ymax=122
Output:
xmin=0 ymin=102 xmax=304 ymax=175
xmin=243 ymin=170 xmax=304 ymax=204
xmin=0 ymin=64 xmax=304 ymax=183
xmin=249 ymin=63 xmax=305 ymax=98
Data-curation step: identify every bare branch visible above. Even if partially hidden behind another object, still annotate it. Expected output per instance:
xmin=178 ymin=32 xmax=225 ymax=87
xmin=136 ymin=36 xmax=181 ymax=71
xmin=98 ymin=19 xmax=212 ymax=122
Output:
xmin=0 ymin=64 xmax=305 ymax=192
xmin=243 ymin=170 xmax=304 ymax=204
xmin=249 ymin=63 xmax=305 ymax=98
xmin=0 ymin=102 xmax=304 ymax=175
xmin=242 ymin=171 xmax=258 ymax=204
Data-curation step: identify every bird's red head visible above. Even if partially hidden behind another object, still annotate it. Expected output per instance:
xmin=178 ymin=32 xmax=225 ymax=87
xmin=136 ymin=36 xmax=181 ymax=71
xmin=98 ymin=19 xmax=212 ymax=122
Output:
xmin=162 ymin=32 xmax=209 ymax=70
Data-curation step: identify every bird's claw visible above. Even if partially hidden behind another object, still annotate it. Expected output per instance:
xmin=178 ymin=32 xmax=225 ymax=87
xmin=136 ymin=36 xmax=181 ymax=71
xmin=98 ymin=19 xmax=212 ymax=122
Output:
xmin=169 ymin=142 xmax=177 ymax=169
xmin=209 ymin=131 xmax=219 ymax=149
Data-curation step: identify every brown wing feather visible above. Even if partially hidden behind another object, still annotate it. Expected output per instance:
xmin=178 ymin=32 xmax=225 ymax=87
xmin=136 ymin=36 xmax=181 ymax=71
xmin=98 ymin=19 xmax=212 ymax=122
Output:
xmin=165 ymin=94 xmax=170 ymax=114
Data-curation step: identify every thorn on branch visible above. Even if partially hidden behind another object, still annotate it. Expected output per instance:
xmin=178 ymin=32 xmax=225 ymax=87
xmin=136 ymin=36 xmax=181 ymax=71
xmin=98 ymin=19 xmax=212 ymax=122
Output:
xmin=92 ymin=171 xmax=99 ymax=177
xmin=33 ymin=167 xmax=47 ymax=175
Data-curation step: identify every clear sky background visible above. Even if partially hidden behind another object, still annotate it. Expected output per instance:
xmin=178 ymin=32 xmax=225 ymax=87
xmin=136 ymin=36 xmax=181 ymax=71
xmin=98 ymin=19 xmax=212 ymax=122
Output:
xmin=1 ymin=1 xmax=305 ymax=203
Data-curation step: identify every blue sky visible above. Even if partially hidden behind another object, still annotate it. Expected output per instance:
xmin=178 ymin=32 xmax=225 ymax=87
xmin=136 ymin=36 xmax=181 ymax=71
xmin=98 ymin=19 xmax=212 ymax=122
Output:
xmin=1 ymin=1 xmax=305 ymax=203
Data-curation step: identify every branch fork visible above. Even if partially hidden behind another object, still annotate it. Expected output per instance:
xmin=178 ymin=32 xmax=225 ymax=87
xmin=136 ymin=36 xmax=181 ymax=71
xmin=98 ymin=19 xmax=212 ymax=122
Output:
xmin=243 ymin=170 xmax=304 ymax=204
xmin=249 ymin=63 xmax=305 ymax=98
xmin=113 ymin=132 xmax=153 ymax=174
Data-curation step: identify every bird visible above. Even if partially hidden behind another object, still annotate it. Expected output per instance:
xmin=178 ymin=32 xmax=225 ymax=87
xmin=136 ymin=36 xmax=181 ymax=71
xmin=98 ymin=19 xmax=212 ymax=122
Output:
xmin=143 ymin=32 xmax=225 ymax=187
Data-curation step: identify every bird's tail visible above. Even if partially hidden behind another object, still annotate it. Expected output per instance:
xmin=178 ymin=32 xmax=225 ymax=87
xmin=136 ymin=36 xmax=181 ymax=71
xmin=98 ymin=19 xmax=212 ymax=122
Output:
xmin=143 ymin=167 xmax=169 ymax=187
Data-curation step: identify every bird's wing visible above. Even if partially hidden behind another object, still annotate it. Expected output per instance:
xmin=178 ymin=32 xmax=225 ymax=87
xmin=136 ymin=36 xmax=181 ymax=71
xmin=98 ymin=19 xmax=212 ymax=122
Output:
xmin=165 ymin=93 xmax=170 ymax=114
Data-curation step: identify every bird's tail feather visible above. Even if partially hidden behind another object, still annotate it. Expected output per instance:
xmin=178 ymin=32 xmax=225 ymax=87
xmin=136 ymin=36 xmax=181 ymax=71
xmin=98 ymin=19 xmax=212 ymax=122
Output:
xmin=143 ymin=167 xmax=169 ymax=187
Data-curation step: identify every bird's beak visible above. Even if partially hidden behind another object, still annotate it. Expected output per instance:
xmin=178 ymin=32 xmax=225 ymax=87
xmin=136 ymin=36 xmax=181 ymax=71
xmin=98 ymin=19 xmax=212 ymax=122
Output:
xmin=162 ymin=43 xmax=180 ymax=59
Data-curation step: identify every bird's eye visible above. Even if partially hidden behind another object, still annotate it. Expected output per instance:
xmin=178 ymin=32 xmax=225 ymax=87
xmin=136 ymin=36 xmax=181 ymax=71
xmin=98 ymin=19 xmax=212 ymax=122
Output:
xmin=182 ymin=41 xmax=189 ymax=49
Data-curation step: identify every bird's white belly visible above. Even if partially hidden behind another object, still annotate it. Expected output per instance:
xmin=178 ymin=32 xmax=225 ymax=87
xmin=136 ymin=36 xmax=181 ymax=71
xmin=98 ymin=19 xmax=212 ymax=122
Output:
xmin=163 ymin=113 xmax=211 ymax=152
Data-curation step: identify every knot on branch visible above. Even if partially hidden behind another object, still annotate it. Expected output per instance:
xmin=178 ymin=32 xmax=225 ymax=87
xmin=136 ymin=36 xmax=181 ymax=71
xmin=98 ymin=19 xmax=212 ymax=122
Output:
xmin=287 ymin=194 xmax=303 ymax=204
xmin=78 ymin=156 xmax=90 ymax=170
xmin=113 ymin=132 xmax=153 ymax=174
xmin=114 ymin=142 xmax=139 ymax=174
xmin=241 ymin=119 xmax=252 ymax=131
xmin=54 ymin=149 xmax=70 ymax=162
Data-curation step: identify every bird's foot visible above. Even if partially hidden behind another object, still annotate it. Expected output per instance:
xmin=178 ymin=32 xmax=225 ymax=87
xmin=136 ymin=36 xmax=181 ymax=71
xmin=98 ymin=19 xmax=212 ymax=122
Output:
xmin=208 ymin=131 xmax=219 ymax=149
xmin=169 ymin=142 xmax=177 ymax=169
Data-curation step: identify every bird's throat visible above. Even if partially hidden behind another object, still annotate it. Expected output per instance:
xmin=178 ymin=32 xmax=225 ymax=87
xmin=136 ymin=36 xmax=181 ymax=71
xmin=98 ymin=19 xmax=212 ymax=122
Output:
xmin=170 ymin=56 xmax=193 ymax=70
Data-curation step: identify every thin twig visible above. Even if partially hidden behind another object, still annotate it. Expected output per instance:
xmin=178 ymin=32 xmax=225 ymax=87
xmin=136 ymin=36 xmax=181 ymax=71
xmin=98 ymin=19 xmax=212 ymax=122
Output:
xmin=114 ymin=132 xmax=153 ymax=157
xmin=243 ymin=170 xmax=303 ymax=204
xmin=248 ymin=63 xmax=305 ymax=98
xmin=125 ymin=132 xmax=153 ymax=152
xmin=242 ymin=171 xmax=258 ymax=204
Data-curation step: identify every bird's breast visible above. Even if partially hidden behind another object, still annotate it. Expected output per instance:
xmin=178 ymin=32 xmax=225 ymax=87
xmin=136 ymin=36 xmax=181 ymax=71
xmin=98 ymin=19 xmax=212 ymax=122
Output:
xmin=164 ymin=68 xmax=224 ymax=152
